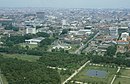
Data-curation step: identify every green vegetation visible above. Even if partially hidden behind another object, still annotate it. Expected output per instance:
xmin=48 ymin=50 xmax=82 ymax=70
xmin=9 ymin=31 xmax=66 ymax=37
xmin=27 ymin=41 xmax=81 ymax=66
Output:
xmin=36 ymin=32 xmax=50 ymax=38
xmin=60 ymin=29 xmax=69 ymax=35
xmin=114 ymin=77 xmax=130 ymax=84
xmin=114 ymin=69 xmax=130 ymax=84
xmin=120 ymin=69 xmax=130 ymax=77
xmin=4 ymin=24 xmax=19 ymax=31
xmin=39 ymin=37 xmax=55 ymax=47
xmin=39 ymin=53 xmax=88 ymax=69
xmin=72 ymin=66 xmax=117 ymax=84
xmin=1 ymin=74 xmax=8 ymax=84
xmin=69 ymin=44 xmax=80 ymax=53
xmin=105 ymin=45 xmax=117 ymax=57
xmin=89 ymin=55 xmax=130 ymax=67
xmin=20 ymin=43 xmax=38 ymax=49
xmin=0 ymin=47 xmax=88 ymax=82
xmin=2 ymin=53 xmax=40 ymax=62
xmin=0 ymin=56 xmax=61 ymax=84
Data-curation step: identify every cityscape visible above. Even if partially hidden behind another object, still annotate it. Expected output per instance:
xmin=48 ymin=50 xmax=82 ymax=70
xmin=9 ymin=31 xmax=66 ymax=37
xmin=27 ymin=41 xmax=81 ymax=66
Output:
xmin=0 ymin=0 xmax=130 ymax=84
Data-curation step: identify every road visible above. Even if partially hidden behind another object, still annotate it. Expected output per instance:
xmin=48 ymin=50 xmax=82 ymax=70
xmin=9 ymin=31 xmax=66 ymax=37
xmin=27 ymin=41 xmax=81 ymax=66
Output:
xmin=75 ymin=32 xmax=100 ymax=54
xmin=62 ymin=60 xmax=90 ymax=84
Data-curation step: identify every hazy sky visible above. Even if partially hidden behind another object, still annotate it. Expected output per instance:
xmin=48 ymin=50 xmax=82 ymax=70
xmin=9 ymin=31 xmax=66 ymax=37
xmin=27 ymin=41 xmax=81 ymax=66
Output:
xmin=0 ymin=0 xmax=130 ymax=8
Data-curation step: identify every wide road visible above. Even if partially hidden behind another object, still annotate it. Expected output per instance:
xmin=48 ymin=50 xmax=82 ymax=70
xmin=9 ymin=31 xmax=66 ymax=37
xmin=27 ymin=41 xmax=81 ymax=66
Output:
xmin=75 ymin=32 xmax=100 ymax=54
xmin=62 ymin=60 xmax=90 ymax=84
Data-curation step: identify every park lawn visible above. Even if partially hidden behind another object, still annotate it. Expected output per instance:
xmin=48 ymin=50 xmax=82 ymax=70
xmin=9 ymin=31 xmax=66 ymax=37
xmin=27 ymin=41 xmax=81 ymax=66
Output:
xmin=120 ymin=69 xmax=130 ymax=77
xmin=114 ymin=77 xmax=130 ymax=84
xmin=72 ymin=65 xmax=117 ymax=84
xmin=2 ymin=53 xmax=41 ymax=62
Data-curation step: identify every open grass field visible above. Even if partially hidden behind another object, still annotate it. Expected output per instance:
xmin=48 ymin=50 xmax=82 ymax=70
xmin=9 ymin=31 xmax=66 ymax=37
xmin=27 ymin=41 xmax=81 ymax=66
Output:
xmin=120 ymin=69 xmax=130 ymax=77
xmin=72 ymin=65 xmax=117 ymax=84
xmin=113 ymin=69 xmax=130 ymax=84
xmin=2 ymin=53 xmax=41 ymax=62
xmin=114 ymin=77 xmax=130 ymax=84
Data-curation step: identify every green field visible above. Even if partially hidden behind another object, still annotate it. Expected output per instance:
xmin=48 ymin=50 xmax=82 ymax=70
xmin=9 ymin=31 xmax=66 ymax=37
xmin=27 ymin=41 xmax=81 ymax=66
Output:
xmin=114 ymin=77 xmax=130 ymax=84
xmin=113 ymin=69 xmax=130 ymax=84
xmin=2 ymin=53 xmax=41 ymax=62
xmin=72 ymin=65 xmax=117 ymax=84
xmin=120 ymin=69 xmax=130 ymax=77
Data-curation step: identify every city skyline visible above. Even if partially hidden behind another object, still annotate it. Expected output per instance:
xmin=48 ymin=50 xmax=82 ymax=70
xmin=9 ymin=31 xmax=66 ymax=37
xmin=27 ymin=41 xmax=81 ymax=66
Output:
xmin=0 ymin=0 xmax=130 ymax=8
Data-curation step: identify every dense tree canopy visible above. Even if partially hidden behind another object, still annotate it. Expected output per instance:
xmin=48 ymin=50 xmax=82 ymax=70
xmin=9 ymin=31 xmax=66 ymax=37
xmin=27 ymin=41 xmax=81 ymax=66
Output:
xmin=38 ymin=52 xmax=88 ymax=69
xmin=105 ymin=45 xmax=117 ymax=57
xmin=90 ymin=55 xmax=130 ymax=67
xmin=36 ymin=32 xmax=50 ymax=38
xmin=0 ymin=56 xmax=61 ymax=84
xmin=39 ymin=38 xmax=55 ymax=47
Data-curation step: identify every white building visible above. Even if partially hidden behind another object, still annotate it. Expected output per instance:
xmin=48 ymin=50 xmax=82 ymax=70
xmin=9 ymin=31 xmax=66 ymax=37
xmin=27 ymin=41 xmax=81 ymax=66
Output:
xmin=25 ymin=37 xmax=45 ymax=44
xmin=26 ymin=26 xmax=37 ymax=34
xmin=109 ymin=27 xmax=118 ymax=39
xmin=78 ymin=29 xmax=92 ymax=35
xmin=62 ymin=20 xmax=67 ymax=26
xmin=121 ymin=32 xmax=129 ymax=41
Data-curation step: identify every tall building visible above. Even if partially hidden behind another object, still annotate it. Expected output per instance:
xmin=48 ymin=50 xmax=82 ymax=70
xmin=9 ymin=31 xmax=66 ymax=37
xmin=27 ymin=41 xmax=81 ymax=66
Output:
xmin=36 ymin=12 xmax=45 ymax=20
xmin=109 ymin=27 xmax=118 ymax=39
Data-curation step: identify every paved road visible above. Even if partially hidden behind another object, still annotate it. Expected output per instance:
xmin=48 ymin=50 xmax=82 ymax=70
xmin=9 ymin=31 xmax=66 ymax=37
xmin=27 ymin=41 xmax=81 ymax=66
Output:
xmin=75 ymin=32 xmax=100 ymax=54
xmin=62 ymin=60 xmax=90 ymax=84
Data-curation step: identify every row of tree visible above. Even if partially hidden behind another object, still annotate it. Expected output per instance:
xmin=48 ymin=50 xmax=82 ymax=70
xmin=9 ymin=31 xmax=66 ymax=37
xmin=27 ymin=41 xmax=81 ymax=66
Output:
xmin=89 ymin=55 xmax=130 ymax=67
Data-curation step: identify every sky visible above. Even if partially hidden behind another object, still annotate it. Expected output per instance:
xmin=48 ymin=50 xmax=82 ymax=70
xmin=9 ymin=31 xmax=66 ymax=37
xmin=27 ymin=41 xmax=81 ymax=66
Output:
xmin=0 ymin=0 xmax=130 ymax=8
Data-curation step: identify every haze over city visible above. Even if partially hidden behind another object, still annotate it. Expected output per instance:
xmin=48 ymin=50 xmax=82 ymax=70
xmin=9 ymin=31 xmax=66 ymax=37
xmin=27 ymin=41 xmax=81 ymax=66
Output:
xmin=1 ymin=0 xmax=130 ymax=84
xmin=0 ymin=0 xmax=130 ymax=8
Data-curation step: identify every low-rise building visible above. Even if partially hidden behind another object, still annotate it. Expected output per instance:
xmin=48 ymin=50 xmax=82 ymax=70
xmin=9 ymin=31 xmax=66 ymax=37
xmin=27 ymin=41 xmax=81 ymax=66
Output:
xmin=25 ymin=37 xmax=45 ymax=44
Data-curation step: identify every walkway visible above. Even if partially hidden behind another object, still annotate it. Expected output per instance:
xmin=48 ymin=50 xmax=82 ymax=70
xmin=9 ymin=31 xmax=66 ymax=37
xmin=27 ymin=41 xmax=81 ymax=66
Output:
xmin=62 ymin=60 xmax=90 ymax=84
xmin=110 ymin=67 xmax=121 ymax=84
xmin=120 ymin=76 xmax=130 ymax=79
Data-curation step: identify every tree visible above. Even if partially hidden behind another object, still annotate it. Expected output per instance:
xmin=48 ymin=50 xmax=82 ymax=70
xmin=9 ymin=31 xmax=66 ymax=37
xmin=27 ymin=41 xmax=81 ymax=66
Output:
xmin=61 ymin=29 xmax=68 ymax=35
xmin=4 ymin=41 xmax=14 ymax=47
xmin=0 ymin=57 xmax=61 ymax=84
xmin=106 ymin=45 xmax=117 ymax=57
xmin=36 ymin=32 xmax=50 ymax=38
xmin=39 ymin=38 xmax=54 ymax=47
xmin=118 ymin=81 xmax=121 ymax=84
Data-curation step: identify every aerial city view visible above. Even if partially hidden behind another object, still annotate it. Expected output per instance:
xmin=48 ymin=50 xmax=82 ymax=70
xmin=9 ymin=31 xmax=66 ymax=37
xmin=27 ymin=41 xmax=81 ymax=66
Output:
xmin=0 ymin=0 xmax=130 ymax=84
